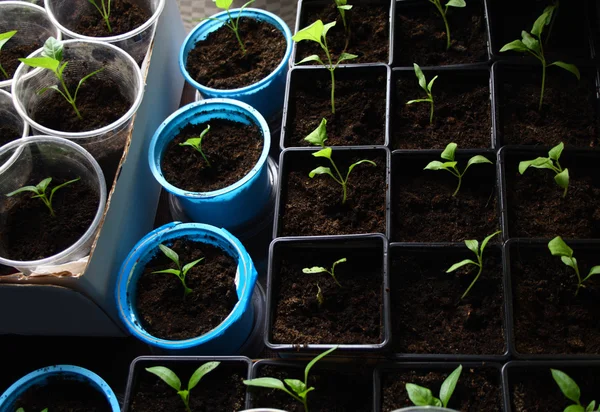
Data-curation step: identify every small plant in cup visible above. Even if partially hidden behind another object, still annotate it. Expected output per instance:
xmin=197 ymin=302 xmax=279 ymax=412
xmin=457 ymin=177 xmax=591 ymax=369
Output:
xmin=519 ymin=142 xmax=569 ymax=198
xmin=0 ymin=30 xmax=17 ymax=79
xmin=5 ymin=177 xmax=80 ymax=217
xmin=303 ymin=257 xmax=346 ymax=307
xmin=428 ymin=0 xmax=466 ymax=50
xmin=406 ymin=365 xmax=463 ymax=408
xmin=406 ymin=63 xmax=438 ymax=125
xmin=180 ymin=124 xmax=211 ymax=167
xmin=204 ymin=0 xmax=256 ymax=55
xmin=152 ymin=244 xmax=205 ymax=297
xmin=551 ymin=368 xmax=597 ymax=412
xmin=87 ymin=0 xmax=112 ymax=33
xmin=548 ymin=236 xmax=600 ymax=296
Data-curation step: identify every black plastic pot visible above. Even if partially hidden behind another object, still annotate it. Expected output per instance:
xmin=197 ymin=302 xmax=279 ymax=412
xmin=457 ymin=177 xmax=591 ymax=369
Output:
xmin=265 ymin=234 xmax=390 ymax=355
xmin=122 ymin=356 xmax=253 ymax=411
xmin=391 ymin=65 xmax=497 ymax=150
xmin=502 ymin=360 xmax=600 ymax=412
xmin=273 ymin=146 xmax=391 ymax=238
xmin=388 ymin=243 xmax=509 ymax=361
xmin=374 ymin=361 xmax=506 ymax=412
xmin=279 ymin=64 xmax=392 ymax=150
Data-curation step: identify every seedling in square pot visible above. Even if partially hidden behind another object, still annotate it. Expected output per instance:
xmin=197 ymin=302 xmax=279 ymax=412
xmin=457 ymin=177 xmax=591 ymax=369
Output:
xmin=500 ymin=9 xmax=579 ymax=110
xmin=428 ymin=0 xmax=466 ymax=50
xmin=406 ymin=365 xmax=463 ymax=408
xmin=333 ymin=0 xmax=352 ymax=34
xmin=551 ymin=368 xmax=597 ymax=412
xmin=292 ymin=20 xmax=358 ymax=114
xmin=244 ymin=347 xmax=337 ymax=412
xmin=447 ymin=231 xmax=501 ymax=300
xmin=406 ymin=63 xmax=438 ymax=125
xmin=5 ymin=176 xmax=80 ymax=217
xmin=152 ymin=244 xmax=205 ymax=297
xmin=548 ymin=236 xmax=600 ymax=296
xmin=87 ymin=0 xmax=112 ymax=33
xmin=202 ymin=0 xmax=256 ymax=54
xmin=146 ymin=361 xmax=221 ymax=412
xmin=0 ymin=30 xmax=17 ymax=79
xmin=424 ymin=142 xmax=492 ymax=197
xmin=180 ymin=124 xmax=212 ymax=167
xmin=303 ymin=257 xmax=346 ymax=306
xmin=519 ymin=142 xmax=569 ymax=197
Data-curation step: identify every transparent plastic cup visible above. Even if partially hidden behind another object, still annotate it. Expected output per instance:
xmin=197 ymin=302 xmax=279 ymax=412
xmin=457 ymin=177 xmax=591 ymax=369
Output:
xmin=44 ymin=0 xmax=165 ymax=64
xmin=0 ymin=136 xmax=107 ymax=275
xmin=0 ymin=1 xmax=62 ymax=90
xmin=11 ymin=39 xmax=144 ymax=175
xmin=0 ymin=88 xmax=28 ymax=143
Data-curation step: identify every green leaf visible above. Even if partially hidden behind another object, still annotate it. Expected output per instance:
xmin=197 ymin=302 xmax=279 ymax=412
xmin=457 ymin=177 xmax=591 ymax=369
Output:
xmin=304 ymin=118 xmax=328 ymax=147
xmin=182 ymin=257 xmax=204 ymax=276
xmin=587 ymin=266 xmax=600 ymax=277
xmin=332 ymin=258 xmax=347 ymax=267
xmin=36 ymin=177 xmax=52 ymax=192
xmin=151 ymin=269 xmax=181 ymax=276
xmin=74 ymin=67 xmax=105 ymax=101
xmin=214 ymin=0 xmax=233 ymax=10
xmin=58 ymin=61 xmax=68 ymax=78
xmin=338 ymin=5 xmax=352 ymax=9
xmin=427 ymin=75 xmax=438 ymax=93
xmin=586 ymin=400 xmax=596 ymax=411
xmin=447 ymin=259 xmax=478 ymax=272
xmin=312 ymin=147 xmax=332 ymax=159
xmin=180 ymin=138 xmax=202 ymax=149
xmin=296 ymin=54 xmax=324 ymax=65
xmin=406 ymin=383 xmax=439 ymax=406
xmin=309 ymin=166 xmax=335 ymax=179
xmin=554 ymin=168 xmax=569 ymax=190
xmin=521 ymin=31 xmax=540 ymax=52
xmin=302 ymin=266 xmax=328 ymax=274
xmin=42 ymin=37 xmax=63 ymax=61
xmin=467 ymin=155 xmax=492 ymax=167
xmin=16 ymin=408 xmax=24 ymax=412
xmin=293 ymin=20 xmax=324 ymax=44
xmin=464 ymin=240 xmax=479 ymax=255
xmin=158 ymin=244 xmax=179 ymax=266
xmin=548 ymin=236 xmax=573 ymax=257
xmin=347 ymin=159 xmax=376 ymax=177
xmin=0 ymin=30 xmax=17 ymax=51
xmin=551 ymin=369 xmax=581 ymax=404
xmin=519 ymin=157 xmax=553 ymax=174
xmin=298 ymin=387 xmax=315 ymax=399
xmin=316 ymin=283 xmax=324 ymax=306
xmin=188 ymin=361 xmax=220 ymax=390
xmin=146 ymin=366 xmax=182 ymax=391
xmin=5 ymin=185 xmax=40 ymax=197
xmin=565 ymin=406 xmax=586 ymax=412
xmin=446 ymin=0 xmax=466 ymax=7
xmin=424 ymin=160 xmax=454 ymax=171
xmin=323 ymin=21 xmax=336 ymax=39
xmin=531 ymin=10 xmax=552 ymax=37
xmin=561 ymin=256 xmax=578 ymax=272
xmin=500 ymin=39 xmax=529 ymax=53
xmin=549 ymin=61 xmax=581 ymax=81
xmin=439 ymin=365 xmax=462 ymax=408
xmin=406 ymin=98 xmax=432 ymax=105
xmin=304 ymin=347 xmax=337 ymax=383
xmin=441 ymin=143 xmax=457 ymax=161
xmin=480 ymin=231 xmax=501 ymax=254
xmin=413 ymin=63 xmax=427 ymax=93
xmin=338 ymin=52 xmax=358 ymax=63
xmin=243 ymin=377 xmax=287 ymax=390
xmin=548 ymin=142 xmax=564 ymax=161
xmin=284 ymin=378 xmax=306 ymax=396
xmin=19 ymin=57 xmax=59 ymax=73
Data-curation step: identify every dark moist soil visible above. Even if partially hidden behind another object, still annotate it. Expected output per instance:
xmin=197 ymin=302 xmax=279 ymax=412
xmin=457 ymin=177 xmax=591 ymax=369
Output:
xmin=0 ymin=41 xmax=41 ymax=81
xmin=161 ymin=119 xmax=262 ymax=192
xmin=391 ymin=248 xmax=505 ymax=355
xmin=0 ymin=176 xmax=98 ymax=261
xmin=279 ymin=151 xmax=386 ymax=236
xmin=511 ymin=245 xmax=600 ymax=355
xmin=296 ymin=2 xmax=389 ymax=64
xmin=394 ymin=0 xmax=488 ymax=66
xmin=381 ymin=367 xmax=502 ymax=412
xmin=271 ymin=245 xmax=383 ymax=345
xmin=0 ymin=123 xmax=22 ymax=147
xmin=499 ymin=67 xmax=598 ymax=148
xmin=393 ymin=70 xmax=491 ymax=149
xmin=72 ymin=0 xmax=151 ymax=37
xmin=286 ymin=68 xmax=386 ymax=147
xmin=131 ymin=361 xmax=247 ymax=411
xmin=135 ymin=238 xmax=238 ymax=340
xmin=249 ymin=364 xmax=373 ymax=411
xmin=13 ymin=377 xmax=111 ymax=412
xmin=505 ymin=154 xmax=600 ymax=238
xmin=392 ymin=155 xmax=498 ymax=242
xmin=509 ymin=366 xmax=600 ymax=411
xmin=186 ymin=18 xmax=286 ymax=89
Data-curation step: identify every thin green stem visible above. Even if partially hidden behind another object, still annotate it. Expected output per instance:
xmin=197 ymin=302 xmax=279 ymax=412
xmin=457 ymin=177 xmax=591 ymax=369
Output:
xmin=328 ymin=157 xmax=347 ymax=203
xmin=431 ymin=0 xmax=451 ymax=49
xmin=329 ymin=68 xmax=336 ymax=114
xmin=58 ymin=74 xmax=82 ymax=119
xmin=452 ymin=175 xmax=462 ymax=197
xmin=226 ymin=9 xmax=246 ymax=54
xmin=429 ymin=100 xmax=434 ymax=124
xmin=303 ymin=399 xmax=309 ymax=412
xmin=571 ymin=257 xmax=582 ymax=295
xmin=0 ymin=63 xmax=8 ymax=80
xmin=103 ymin=0 xmax=112 ymax=32
xmin=539 ymin=61 xmax=546 ymax=111
xmin=461 ymin=262 xmax=482 ymax=300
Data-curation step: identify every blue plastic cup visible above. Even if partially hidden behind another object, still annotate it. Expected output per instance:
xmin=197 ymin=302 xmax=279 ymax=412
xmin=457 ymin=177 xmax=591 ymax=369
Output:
xmin=115 ymin=222 xmax=258 ymax=355
xmin=149 ymin=98 xmax=271 ymax=232
xmin=0 ymin=365 xmax=119 ymax=411
xmin=179 ymin=8 xmax=292 ymax=121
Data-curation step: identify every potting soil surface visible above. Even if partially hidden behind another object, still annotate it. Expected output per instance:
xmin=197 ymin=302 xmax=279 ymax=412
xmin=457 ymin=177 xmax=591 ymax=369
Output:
xmin=0 ymin=41 xmax=41 ymax=81
xmin=0 ymin=124 xmax=22 ymax=148
xmin=71 ymin=0 xmax=151 ymax=37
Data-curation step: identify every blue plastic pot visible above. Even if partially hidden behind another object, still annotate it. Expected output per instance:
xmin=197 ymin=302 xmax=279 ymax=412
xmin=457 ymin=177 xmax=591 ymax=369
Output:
xmin=179 ymin=8 xmax=292 ymax=121
xmin=0 ymin=365 xmax=119 ymax=411
xmin=116 ymin=222 xmax=258 ymax=355
xmin=149 ymin=98 xmax=272 ymax=232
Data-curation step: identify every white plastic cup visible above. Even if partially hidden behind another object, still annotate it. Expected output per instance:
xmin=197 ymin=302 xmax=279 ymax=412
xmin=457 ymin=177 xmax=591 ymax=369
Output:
xmin=0 ymin=88 xmax=28 ymax=144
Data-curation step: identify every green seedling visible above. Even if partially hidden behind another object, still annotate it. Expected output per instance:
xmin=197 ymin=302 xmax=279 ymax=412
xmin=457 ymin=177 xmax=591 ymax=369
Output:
xmin=146 ymin=362 xmax=220 ymax=412
xmin=406 ymin=365 xmax=463 ymax=408
xmin=204 ymin=0 xmax=255 ymax=54
xmin=180 ymin=124 xmax=211 ymax=167
xmin=406 ymin=63 xmax=438 ymax=125
xmin=447 ymin=231 xmax=501 ymax=300
xmin=548 ymin=236 xmax=600 ymax=296
xmin=544 ymin=1 xmax=559 ymax=44
xmin=551 ymin=368 xmax=597 ymax=412
xmin=152 ymin=244 xmax=205 ymax=297
xmin=500 ymin=9 xmax=579 ymax=111
xmin=292 ymin=20 xmax=358 ymax=114
xmin=5 ymin=177 xmax=80 ymax=217
xmin=304 ymin=118 xmax=376 ymax=204
xmin=424 ymin=142 xmax=492 ymax=197
xmin=333 ymin=0 xmax=352 ymax=34
xmin=244 ymin=347 xmax=337 ymax=412
xmin=519 ymin=142 xmax=569 ymax=197
xmin=303 ymin=257 xmax=346 ymax=287
xmin=19 ymin=37 xmax=104 ymax=120
xmin=0 ymin=30 xmax=17 ymax=79
xmin=428 ymin=0 xmax=466 ymax=50
xmin=87 ymin=0 xmax=112 ymax=32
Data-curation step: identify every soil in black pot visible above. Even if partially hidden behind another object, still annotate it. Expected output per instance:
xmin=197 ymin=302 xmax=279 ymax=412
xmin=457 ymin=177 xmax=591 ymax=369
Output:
xmin=394 ymin=0 xmax=488 ymax=66
xmin=381 ymin=367 xmax=503 ymax=412
xmin=510 ymin=244 xmax=600 ymax=355
xmin=0 ymin=123 xmax=22 ymax=147
xmin=71 ymin=0 xmax=151 ymax=37
xmin=0 ymin=176 xmax=99 ymax=261
xmin=393 ymin=69 xmax=491 ymax=149
xmin=135 ymin=238 xmax=238 ymax=340
xmin=392 ymin=154 xmax=498 ymax=242
xmin=0 ymin=40 xmax=41 ymax=81
xmin=161 ymin=119 xmax=263 ymax=192
xmin=271 ymin=244 xmax=383 ymax=345
xmin=279 ymin=150 xmax=386 ymax=236
xmin=250 ymin=363 xmax=373 ymax=411
xmin=295 ymin=1 xmax=389 ymax=64
xmin=186 ymin=18 xmax=286 ymax=90
xmin=504 ymin=153 xmax=600 ymax=238
xmin=285 ymin=67 xmax=386 ymax=147
xmin=13 ymin=377 xmax=111 ymax=412
xmin=498 ymin=66 xmax=598 ymax=148
xmin=131 ymin=361 xmax=248 ymax=411
xmin=390 ymin=247 xmax=505 ymax=355
xmin=509 ymin=365 xmax=600 ymax=411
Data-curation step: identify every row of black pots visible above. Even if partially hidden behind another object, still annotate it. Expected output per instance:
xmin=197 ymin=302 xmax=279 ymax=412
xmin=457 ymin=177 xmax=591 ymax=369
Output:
xmin=121 ymin=356 xmax=600 ymax=411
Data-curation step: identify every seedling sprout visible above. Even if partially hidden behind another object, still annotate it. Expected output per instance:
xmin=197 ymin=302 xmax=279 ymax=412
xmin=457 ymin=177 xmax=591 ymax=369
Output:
xmin=303 ymin=257 xmax=346 ymax=307
xmin=333 ymin=0 xmax=352 ymax=34
xmin=519 ymin=142 xmax=569 ymax=198
xmin=551 ymin=368 xmax=597 ymax=412
xmin=87 ymin=0 xmax=112 ymax=32
xmin=428 ymin=0 xmax=466 ymax=50
xmin=548 ymin=236 xmax=600 ymax=296
xmin=406 ymin=365 xmax=463 ymax=408
xmin=406 ymin=63 xmax=438 ymax=124
xmin=152 ymin=244 xmax=205 ymax=297
xmin=180 ymin=124 xmax=211 ymax=167
xmin=0 ymin=30 xmax=17 ymax=79
xmin=204 ymin=0 xmax=255 ymax=54
xmin=5 ymin=177 xmax=80 ymax=217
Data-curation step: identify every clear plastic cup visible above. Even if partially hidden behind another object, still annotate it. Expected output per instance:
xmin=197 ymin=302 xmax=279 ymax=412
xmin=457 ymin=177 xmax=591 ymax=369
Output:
xmin=44 ymin=0 xmax=165 ymax=65
xmin=0 ymin=1 xmax=62 ymax=90
xmin=0 ymin=136 xmax=107 ymax=275
xmin=0 ymin=88 xmax=28 ymax=143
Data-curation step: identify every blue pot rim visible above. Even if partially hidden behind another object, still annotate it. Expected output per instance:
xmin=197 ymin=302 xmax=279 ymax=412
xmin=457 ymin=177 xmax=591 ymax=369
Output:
xmin=149 ymin=98 xmax=270 ymax=198
xmin=115 ymin=222 xmax=255 ymax=349
xmin=179 ymin=8 xmax=293 ymax=94
xmin=0 ymin=365 xmax=119 ymax=411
